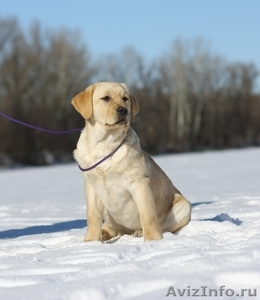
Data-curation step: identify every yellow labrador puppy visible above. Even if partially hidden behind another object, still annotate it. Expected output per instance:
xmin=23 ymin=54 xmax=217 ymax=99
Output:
xmin=72 ymin=82 xmax=191 ymax=242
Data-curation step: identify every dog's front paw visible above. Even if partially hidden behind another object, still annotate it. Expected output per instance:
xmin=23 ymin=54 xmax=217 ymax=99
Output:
xmin=84 ymin=236 xmax=101 ymax=242
xmin=133 ymin=229 xmax=143 ymax=237
xmin=84 ymin=232 xmax=102 ymax=242
xmin=144 ymin=231 xmax=163 ymax=242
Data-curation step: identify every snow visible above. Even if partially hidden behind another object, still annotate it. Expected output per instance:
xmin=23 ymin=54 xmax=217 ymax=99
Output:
xmin=0 ymin=148 xmax=260 ymax=300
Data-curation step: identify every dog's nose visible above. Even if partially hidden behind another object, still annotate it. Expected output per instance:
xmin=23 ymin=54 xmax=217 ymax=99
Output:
xmin=117 ymin=107 xmax=128 ymax=116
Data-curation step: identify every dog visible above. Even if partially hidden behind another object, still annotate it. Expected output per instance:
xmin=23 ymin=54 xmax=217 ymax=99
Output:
xmin=72 ymin=82 xmax=191 ymax=242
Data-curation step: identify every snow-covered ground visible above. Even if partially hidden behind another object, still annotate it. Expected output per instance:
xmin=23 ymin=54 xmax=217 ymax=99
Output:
xmin=0 ymin=148 xmax=260 ymax=300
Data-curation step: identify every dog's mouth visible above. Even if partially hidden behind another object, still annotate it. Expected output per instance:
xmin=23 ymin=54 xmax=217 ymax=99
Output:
xmin=106 ymin=118 xmax=127 ymax=127
xmin=115 ymin=118 xmax=126 ymax=125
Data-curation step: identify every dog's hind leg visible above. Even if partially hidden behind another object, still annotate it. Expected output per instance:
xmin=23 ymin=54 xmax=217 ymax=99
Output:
xmin=101 ymin=210 xmax=119 ymax=242
xmin=101 ymin=228 xmax=118 ymax=241
xmin=162 ymin=193 xmax=192 ymax=233
xmin=102 ymin=209 xmax=132 ymax=242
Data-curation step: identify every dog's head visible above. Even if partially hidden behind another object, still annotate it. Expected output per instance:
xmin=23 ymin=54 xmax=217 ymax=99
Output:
xmin=72 ymin=82 xmax=139 ymax=129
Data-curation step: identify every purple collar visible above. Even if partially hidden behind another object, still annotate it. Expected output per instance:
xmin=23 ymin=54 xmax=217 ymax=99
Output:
xmin=78 ymin=138 xmax=126 ymax=172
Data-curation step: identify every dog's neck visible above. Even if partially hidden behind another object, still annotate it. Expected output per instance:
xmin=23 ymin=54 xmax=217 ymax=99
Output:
xmin=81 ymin=119 xmax=128 ymax=151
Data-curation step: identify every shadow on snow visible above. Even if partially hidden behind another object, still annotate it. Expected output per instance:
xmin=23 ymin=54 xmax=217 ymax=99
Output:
xmin=192 ymin=202 xmax=242 ymax=226
xmin=0 ymin=219 xmax=87 ymax=239
xmin=191 ymin=201 xmax=214 ymax=208
xmin=202 ymin=213 xmax=242 ymax=226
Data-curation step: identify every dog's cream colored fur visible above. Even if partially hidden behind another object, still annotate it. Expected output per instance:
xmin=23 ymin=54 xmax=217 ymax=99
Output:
xmin=72 ymin=82 xmax=191 ymax=242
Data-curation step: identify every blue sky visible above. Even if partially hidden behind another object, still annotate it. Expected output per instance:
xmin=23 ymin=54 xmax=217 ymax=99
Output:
xmin=1 ymin=1 xmax=260 ymax=75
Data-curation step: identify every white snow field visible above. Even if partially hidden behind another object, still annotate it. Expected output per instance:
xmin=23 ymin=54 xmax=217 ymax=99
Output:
xmin=0 ymin=147 xmax=260 ymax=300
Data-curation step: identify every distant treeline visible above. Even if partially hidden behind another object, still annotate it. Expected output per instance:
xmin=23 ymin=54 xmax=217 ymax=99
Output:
xmin=0 ymin=16 xmax=260 ymax=166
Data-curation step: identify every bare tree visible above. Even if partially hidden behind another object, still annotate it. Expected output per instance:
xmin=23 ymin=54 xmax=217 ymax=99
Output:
xmin=0 ymin=19 xmax=95 ymax=164
xmin=159 ymin=38 xmax=227 ymax=150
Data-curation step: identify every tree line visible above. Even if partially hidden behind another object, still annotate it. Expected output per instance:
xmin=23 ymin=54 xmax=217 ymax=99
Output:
xmin=0 ymin=16 xmax=260 ymax=167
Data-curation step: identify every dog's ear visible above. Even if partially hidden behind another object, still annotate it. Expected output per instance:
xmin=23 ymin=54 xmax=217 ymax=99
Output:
xmin=71 ymin=83 xmax=97 ymax=120
xmin=120 ymin=83 xmax=139 ymax=122
xmin=130 ymin=94 xmax=139 ymax=122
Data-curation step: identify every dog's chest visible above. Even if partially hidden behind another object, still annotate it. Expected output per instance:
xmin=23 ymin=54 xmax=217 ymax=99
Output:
xmin=89 ymin=172 xmax=141 ymax=229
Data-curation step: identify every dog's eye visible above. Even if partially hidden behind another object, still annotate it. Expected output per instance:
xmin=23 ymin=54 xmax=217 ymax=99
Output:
xmin=122 ymin=97 xmax=128 ymax=102
xmin=101 ymin=96 xmax=110 ymax=102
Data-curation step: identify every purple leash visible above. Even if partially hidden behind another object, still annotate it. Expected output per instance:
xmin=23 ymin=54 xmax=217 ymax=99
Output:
xmin=78 ymin=138 xmax=126 ymax=172
xmin=0 ymin=110 xmax=125 ymax=172
xmin=0 ymin=111 xmax=83 ymax=134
